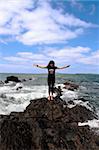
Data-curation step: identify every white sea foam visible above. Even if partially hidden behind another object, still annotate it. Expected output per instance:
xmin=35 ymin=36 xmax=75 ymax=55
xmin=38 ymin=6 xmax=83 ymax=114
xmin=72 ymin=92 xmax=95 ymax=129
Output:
xmin=0 ymin=86 xmax=11 ymax=94
xmin=55 ymin=84 xmax=65 ymax=89
xmin=6 ymin=101 xmax=30 ymax=113
xmin=68 ymin=100 xmax=93 ymax=111
xmin=12 ymin=83 xmax=23 ymax=90
xmin=4 ymin=81 xmax=16 ymax=86
xmin=55 ymin=84 xmax=79 ymax=101
xmin=78 ymin=119 xmax=99 ymax=129
xmin=56 ymin=84 xmax=90 ymax=110
xmin=0 ymin=84 xmax=48 ymax=114
xmin=0 ymin=83 xmax=95 ymax=115
xmin=61 ymin=89 xmax=78 ymax=100
xmin=79 ymin=85 xmax=87 ymax=90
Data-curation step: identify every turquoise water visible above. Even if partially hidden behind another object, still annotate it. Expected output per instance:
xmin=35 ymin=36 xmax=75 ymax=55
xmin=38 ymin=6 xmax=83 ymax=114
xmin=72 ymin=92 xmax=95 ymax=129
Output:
xmin=0 ymin=73 xmax=99 ymax=112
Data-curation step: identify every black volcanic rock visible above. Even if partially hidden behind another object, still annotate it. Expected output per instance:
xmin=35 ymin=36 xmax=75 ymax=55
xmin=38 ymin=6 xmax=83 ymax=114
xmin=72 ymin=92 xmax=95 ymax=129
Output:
xmin=54 ymin=86 xmax=63 ymax=97
xmin=0 ymin=80 xmax=4 ymax=85
xmin=0 ymin=97 xmax=99 ymax=150
xmin=68 ymin=100 xmax=75 ymax=105
xmin=5 ymin=76 xmax=21 ymax=83
xmin=68 ymin=105 xmax=97 ymax=122
xmin=64 ymin=82 xmax=79 ymax=91
xmin=16 ymin=86 xmax=23 ymax=90
xmin=29 ymin=78 xmax=32 ymax=80
xmin=22 ymin=79 xmax=26 ymax=82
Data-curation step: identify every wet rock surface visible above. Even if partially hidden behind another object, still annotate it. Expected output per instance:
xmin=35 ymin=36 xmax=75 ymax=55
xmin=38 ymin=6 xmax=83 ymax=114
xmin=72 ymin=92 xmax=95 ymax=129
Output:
xmin=0 ymin=80 xmax=4 ymax=85
xmin=64 ymin=82 xmax=79 ymax=91
xmin=0 ymin=97 xmax=99 ymax=150
xmin=5 ymin=76 xmax=21 ymax=83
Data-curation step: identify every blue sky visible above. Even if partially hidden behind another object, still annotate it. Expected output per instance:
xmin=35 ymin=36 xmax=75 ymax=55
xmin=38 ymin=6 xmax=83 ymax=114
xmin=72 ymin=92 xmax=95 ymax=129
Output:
xmin=0 ymin=0 xmax=99 ymax=73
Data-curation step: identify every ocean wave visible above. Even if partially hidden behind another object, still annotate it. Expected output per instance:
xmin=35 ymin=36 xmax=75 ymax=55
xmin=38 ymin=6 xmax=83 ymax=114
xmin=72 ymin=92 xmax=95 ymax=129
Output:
xmin=0 ymin=83 xmax=48 ymax=114
xmin=78 ymin=119 xmax=99 ymax=129
xmin=0 ymin=82 xmax=98 ymax=116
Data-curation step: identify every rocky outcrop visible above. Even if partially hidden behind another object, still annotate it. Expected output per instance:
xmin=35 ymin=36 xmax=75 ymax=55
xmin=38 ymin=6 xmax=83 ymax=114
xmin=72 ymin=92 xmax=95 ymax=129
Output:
xmin=64 ymin=82 xmax=79 ymax=91
xmin=0 ymin=97 xmax=99 ymax=150
xmin=0 ymin=80 xmax=4 ymax=85
xmin=4 ymin=76 xmax=35 ymax=83
xmin=5 ymin=76 xmax=21 ymax=83
xmin=29 ymin=78 xmax=32 ymax=80
xmin=21 ymin=79 xmax=27 ymax=82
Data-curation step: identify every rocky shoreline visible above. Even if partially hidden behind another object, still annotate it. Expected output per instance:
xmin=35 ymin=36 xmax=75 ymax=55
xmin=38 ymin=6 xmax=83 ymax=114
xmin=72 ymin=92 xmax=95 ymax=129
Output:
xmin=0 ymin=97 xmax=99 ymax=150
xmin=0 ymin=76 xmax=99 ymax=149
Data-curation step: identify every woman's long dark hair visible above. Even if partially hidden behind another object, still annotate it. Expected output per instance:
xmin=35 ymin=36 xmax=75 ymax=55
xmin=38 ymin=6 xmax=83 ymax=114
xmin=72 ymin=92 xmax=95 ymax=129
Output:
xmin=47 ymin=60 xmax=55 ymax=67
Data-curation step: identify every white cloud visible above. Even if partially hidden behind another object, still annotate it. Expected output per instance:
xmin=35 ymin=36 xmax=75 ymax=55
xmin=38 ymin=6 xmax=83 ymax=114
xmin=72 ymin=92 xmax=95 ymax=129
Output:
xmin=17 ymin=27 xmax=84 ymax=45
xmin=71 ymin=1 xmax=96 ymax=16
xmin=71 ymin=0 xmax=83 ymax=10
xmin=1 ymin=45 xmax=99 ymax=73
xmin=0 ymin=0 xmax=33 ymax=35
xmin=17 ymin=52 xmax=47 ymax=60
xmin=0 ymin=38 xmax=7 ymax=44
xmin=3 ymin=51 xmax=49 ymax=66
xmin=79 ymin=50 xmax=99 ymax=65
xmin=3 ymin=46 xmax=99 ymax=67
xmin=0 ymin=63 xmax=33 ymax=73
xmin=89 ymin=4 xmax=96 ymax=15
xmin=4 ymin=56 xmax=27 ymax=62
xmin=0 ymin=0 xmax=98 ymax=45
xmin=43 ymin=46 xmax=92 ymax=65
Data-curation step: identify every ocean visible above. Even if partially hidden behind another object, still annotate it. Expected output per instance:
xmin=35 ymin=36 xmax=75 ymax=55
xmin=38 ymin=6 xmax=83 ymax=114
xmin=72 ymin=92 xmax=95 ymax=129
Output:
xmin=0 ymin=73 xmax=99 ymax=128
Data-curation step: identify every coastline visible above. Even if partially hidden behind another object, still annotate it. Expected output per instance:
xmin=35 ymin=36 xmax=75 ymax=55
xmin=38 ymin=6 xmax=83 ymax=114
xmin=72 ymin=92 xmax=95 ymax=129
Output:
xmin=0 ymin=97 xmax=99 ymax=150
xmin=0 ymin=74 xmax=99 ymax=149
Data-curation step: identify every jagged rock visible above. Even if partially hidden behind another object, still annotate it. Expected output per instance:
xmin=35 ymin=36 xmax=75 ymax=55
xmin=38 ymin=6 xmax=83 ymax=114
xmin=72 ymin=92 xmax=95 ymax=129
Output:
xmin=5 ymin=76 xmax=21 ymax=83
xmin=68 ymin=100 xmax=75 ymax=105
xmin=0 ymin=94 xmax=7 ymax=98
xmin=0 ymin=97 xmax=99 ymax=150
xmin=54 ymin=86 xmax=63 ymax=98
xmin=76 ymin=97 xmax=88 ymax=102
xmin=29 ymin=78 xmax=32 ymax=80
xmin=0 ymin=120 xmax=32 ymax=150
xmin=0 ymin=81 xmax=4 ymax=85
xmin=64 ymin=82 xmax=79 ymax=91
xmin=16 ymin=86 xmax=23 ymax=90
xmin=22 ymin=79 xmax=26 ymax=82
xmin=68 ymin=105 xmax=97 ymax=122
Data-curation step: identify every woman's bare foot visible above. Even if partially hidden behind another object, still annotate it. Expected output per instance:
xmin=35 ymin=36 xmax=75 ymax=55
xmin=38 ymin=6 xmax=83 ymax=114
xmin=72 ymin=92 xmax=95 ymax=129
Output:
xmin=48 ymin=96 xmax=51 ymax=101
xmin=51 ymin=96 xmax=54 ymax=100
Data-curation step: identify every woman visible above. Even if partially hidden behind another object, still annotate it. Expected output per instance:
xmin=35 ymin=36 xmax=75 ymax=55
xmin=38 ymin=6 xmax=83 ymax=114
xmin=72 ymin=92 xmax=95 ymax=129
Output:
xmin=34 ymin=60 xmax=70 ymax=100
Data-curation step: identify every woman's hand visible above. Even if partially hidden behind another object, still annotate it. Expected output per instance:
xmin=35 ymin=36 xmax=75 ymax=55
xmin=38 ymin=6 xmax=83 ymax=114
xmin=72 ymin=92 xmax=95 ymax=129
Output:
xmin=33 ymin=64 xmax=38 ymax=67
xmin=57 ymin=65 xmax=70 ymax=69
xmin=33 ymin=64 xmax=47 ymax=69
xmin=66 ymin=65 xmax=70 ymax=68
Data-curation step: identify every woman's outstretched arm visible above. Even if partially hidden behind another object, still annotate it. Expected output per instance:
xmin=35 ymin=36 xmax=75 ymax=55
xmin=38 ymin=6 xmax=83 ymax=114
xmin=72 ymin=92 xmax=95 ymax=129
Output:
xmin=33 ymin=64 xmax=47 ymax=69
xmin=57 ymin=65 xmax=70 ymax=69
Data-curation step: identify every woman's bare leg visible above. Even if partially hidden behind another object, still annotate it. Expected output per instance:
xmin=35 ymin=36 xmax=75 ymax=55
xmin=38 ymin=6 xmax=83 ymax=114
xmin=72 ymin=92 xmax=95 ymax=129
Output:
xmin=48 ymin=96 xmax=51 ymax=100
xmin=51 ymin=84 xmax=54 ymax=100
xmin=48 ymin=85 xmax=51 ymax=100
